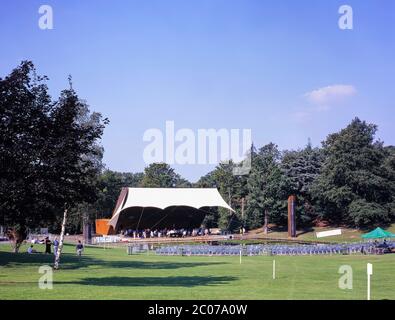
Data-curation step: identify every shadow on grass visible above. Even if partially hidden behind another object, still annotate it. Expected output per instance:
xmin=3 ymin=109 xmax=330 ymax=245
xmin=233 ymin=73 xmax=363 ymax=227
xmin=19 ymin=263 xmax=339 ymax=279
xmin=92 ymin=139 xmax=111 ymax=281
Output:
xmin=0 ymin=251 xmax=56 ymax=267
xmin=60 ymin=257 xmax=228 ymax=271
xmin=296 ymin=227 xmax=315 ymax=237
xmin=268 ymin=225 xmax=315 ymax=237
xmin=0 ymin=251 xmax=228 ymax=271
xmin=65 ymin=276 xmax=236 ymax=287
xmin=0 ymin=276 xmax=237 ymax=288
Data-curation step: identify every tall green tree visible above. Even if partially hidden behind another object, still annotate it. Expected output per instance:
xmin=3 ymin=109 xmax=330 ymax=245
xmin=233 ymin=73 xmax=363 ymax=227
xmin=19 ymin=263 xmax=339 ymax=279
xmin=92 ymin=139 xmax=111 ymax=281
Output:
xmin=383 ymin=146 xmax=395 ymax=218
xmin=313 ymin=118 xmax=394 ymax=227
xmin=195 ymin=171 xmax=219 ymax=228
xmin=140 ymin=163 xmax=190 ymax=188
xmin=212 ymin=161 xmax=248 ymax=231
xmin=51 ymin=84 xmax=107 ymax=268
xmin=0 ymin=62 xmax=108 ymax=254
xmin=196 ymin=161 xmax=248 ymax=232
xmin=281 ymin=141 xmax=324 ymax=226
xmin=0 ymin=61 xmax=54 ymax=251
xmin=246 ymin=143 xmax=287 ymax=229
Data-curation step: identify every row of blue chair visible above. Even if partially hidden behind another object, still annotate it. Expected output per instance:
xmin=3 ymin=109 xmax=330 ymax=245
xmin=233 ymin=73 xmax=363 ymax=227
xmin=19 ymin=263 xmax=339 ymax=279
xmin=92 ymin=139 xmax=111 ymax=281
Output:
xmin=155 ymin=241 xmax=394 ymax=256
xmin=156 ymin=245 xmax=245 ymax=256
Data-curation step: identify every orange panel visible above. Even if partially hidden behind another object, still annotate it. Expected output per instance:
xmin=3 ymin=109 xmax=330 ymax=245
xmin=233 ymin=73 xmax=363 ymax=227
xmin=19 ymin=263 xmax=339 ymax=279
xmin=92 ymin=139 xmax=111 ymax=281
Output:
xmin=95 ymin=219 xmax=115 ymax=236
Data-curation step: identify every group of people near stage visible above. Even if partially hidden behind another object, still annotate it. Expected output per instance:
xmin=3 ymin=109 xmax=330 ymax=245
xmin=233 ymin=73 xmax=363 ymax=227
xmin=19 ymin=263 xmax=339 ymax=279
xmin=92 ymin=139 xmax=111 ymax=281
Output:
xmin=371 ymin=239 xmax=394 ymax=254
xmin=27 ymin=237 xmax=84 ymax=256
xmin=120 ymin=227 xmax=212 ymax=239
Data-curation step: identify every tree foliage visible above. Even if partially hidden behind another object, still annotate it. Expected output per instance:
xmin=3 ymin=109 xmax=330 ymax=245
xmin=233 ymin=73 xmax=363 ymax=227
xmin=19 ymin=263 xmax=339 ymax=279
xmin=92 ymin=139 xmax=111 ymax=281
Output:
xmin=245 ymin=144 xmax=287 ymax=228
xmin=2 ymin=62 xmax=394 ymax=240
xmin=0 ymin=62 xmax=108 ymax=251
xmin=140 ymin=163 xmax=190 ymax=188
xmin=313 ymin=118 xmax=394 ymax=227
xmin=281 ymin=141 xmax=324 ymax=226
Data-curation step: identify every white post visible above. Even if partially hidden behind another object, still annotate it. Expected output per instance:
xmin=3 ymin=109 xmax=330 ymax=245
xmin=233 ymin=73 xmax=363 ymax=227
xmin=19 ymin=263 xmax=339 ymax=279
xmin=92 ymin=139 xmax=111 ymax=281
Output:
xmin=239 ymin=248 xmax=242 ymax=264
xmin=367 ymin=263 xmax=373 ymax=300
xmin=273 ymin=260 xmax=276 ymax=279
xmin=54 ymin=208 xmax=68 ymax=270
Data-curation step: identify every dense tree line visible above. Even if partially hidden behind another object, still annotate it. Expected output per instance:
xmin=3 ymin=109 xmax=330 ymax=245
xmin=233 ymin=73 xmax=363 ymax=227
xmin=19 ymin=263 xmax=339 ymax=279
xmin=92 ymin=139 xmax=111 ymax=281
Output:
xmin=90 ymin=118 xmax=395 ymax=232
xmin=1 ymin=62 xmax=394 ymax=249
xmin=196 ymin=119 xmax=394 ymax=230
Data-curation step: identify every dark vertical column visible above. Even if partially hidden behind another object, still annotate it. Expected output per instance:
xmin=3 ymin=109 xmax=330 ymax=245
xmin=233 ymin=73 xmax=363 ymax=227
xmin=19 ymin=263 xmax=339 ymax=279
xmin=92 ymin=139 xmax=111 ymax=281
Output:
xmin=241 ymin=198 xmax=245 ymax=234
xmin=263 ymin=209 xmax=268 ymax=234
xmin=288 ymin=195 xmax=296 ymax=238
xmin=83 ymin=223 xmax=92 ymax=245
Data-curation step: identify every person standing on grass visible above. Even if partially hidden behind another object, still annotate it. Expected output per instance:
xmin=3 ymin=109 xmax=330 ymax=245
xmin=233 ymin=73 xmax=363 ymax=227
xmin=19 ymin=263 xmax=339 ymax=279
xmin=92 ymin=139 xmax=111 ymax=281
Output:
xmin=44 ymin=237 xmax=51 ymax=254
xmin=53 ymin=238 xmax=59 ymax=256
xmin=76 ymin=240 xmax=84 ymax=256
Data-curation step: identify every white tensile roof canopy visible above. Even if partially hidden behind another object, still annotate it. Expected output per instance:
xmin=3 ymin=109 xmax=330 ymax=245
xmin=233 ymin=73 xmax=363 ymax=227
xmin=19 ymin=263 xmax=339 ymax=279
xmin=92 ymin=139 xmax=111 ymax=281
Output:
xmin=108 ymin=188 xmax=234 ymax=229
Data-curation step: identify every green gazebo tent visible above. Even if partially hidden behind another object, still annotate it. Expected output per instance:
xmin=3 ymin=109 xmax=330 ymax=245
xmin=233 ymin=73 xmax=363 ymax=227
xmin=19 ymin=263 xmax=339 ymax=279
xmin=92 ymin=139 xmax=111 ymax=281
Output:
xmin=361 ymin=227 xmax=395 ymax=239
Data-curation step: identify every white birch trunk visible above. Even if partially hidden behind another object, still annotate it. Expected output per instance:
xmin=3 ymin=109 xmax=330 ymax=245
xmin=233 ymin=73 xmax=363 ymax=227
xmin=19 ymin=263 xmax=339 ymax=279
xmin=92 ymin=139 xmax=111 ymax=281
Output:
xmin=54 ymin=208 xmax=67 ymax=270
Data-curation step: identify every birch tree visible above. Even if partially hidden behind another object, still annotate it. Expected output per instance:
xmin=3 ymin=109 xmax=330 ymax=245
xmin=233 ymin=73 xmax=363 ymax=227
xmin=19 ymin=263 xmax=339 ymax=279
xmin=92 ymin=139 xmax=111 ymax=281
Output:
xmin=48 ymin=85 xmax=107 ymax=269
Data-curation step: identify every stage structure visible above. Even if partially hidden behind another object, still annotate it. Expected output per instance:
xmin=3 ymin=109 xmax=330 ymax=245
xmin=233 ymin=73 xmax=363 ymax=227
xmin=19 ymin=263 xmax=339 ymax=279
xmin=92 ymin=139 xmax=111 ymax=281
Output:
xmin=103 ymin=188 xmax=234 ymax=233
xmin=288 ymin=195 xmax=296 ymax=238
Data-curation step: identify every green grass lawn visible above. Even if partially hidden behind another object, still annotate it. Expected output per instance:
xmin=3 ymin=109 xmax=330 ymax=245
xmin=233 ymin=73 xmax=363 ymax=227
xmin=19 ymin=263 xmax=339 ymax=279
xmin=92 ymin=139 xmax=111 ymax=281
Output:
xmin=0 ymin=243 xmax=394 ymax=300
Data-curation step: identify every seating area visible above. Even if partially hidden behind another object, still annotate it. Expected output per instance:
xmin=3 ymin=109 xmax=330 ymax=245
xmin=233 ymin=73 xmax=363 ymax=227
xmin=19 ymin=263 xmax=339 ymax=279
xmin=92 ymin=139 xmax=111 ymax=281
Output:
xmin=156 ymin=245 xmax=246 ymax=256
xmin=155 ymin=241 xmax=395 ymax=256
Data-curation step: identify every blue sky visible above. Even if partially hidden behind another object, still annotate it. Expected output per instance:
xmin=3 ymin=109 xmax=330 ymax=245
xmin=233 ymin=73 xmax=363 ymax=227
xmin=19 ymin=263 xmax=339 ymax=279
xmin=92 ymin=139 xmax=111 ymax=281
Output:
xmin=1 ymin=0 xmax=394 ymax=181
